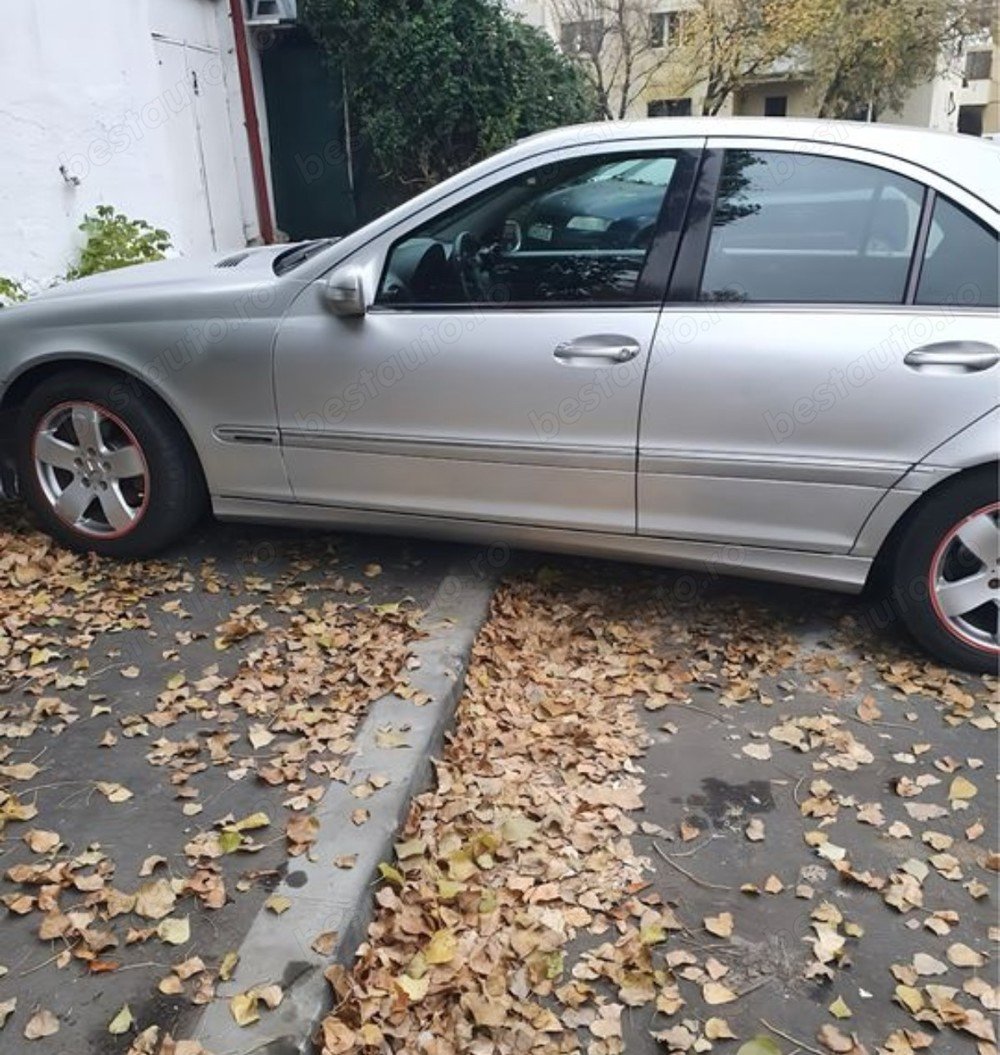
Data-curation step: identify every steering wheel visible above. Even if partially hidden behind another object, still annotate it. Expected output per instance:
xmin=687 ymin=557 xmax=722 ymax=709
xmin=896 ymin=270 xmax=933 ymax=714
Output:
xmin=452 ymin=230 xmax=490 ymax=301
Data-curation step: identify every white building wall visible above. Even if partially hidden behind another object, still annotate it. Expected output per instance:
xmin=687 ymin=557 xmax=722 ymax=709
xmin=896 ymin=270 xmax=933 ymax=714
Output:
xmin=0 ymin=0 xmax=265 ymax=289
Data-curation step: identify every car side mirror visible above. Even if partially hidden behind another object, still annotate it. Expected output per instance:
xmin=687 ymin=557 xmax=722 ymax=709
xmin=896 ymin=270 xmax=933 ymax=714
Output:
xmin=322 ymin=268 xmax=366 ymax=317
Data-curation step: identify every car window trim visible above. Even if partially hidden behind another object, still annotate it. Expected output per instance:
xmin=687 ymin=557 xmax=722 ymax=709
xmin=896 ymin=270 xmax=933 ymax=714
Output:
xmin=904 ymin=186 xmax=936 ymax=305
xmin=634 ymin=148 xmax=701 ymax=302
xmin=670 ymin=146 xmax=934 ymax=308
xmin=665 ymin=147 xmax=723 ymax=303
xmin=370 ymin=146 xmax=704 ymax=313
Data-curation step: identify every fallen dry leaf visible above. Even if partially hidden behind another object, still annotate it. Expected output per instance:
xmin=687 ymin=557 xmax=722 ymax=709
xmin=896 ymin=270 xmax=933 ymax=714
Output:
xmin=24 ymin=1008 xmax=59 ymax=1039
xmin=704 ymin=912 xmax=734 ymax=938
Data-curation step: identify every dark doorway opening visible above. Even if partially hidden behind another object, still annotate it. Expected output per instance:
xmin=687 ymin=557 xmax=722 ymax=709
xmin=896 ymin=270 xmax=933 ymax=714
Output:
xmin=764 ymin=95 xmax=788 ymax=117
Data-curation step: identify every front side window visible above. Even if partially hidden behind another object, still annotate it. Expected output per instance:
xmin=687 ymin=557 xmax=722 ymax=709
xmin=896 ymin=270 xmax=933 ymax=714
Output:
xmin=377 ymin=152 xmax=684 ymax=308
xmin=699 ymin=150 xmax=924 ymax=304
xmin=916 ymin=196 xmax=999 ymax=308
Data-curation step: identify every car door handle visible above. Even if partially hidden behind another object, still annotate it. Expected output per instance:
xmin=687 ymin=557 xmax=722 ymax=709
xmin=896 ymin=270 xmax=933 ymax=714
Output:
xmin=553 ymin=335 xmax=641 ymax=364
xmin=904 ymin=341 xmax=1000 ymax=372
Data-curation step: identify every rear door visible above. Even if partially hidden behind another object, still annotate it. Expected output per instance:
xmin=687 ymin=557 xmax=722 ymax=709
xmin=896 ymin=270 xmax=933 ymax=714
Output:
xmin=638 ymin=139 xmax=1000 ymax=553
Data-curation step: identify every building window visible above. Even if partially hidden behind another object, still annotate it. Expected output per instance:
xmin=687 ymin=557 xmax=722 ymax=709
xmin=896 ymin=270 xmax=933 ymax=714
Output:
xmin=649 ymin=11 xmax=688 ymax=48
xmin=560 ymin=19 xmax=603 ymax=55
xmin=970 ymin=0 xmax=996 ymax=31
xmin=957 ymin=104 xmax=985 ymax=136
xmin=648 ymin=97 xmax=692 ymax=117
xmin=965 ymin=50 xmax=993 ymax=81
xmin=764 ymin=95 xmax=788 ymax=116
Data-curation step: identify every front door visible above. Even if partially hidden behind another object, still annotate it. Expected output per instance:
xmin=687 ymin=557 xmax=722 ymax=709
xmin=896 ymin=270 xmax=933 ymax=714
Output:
xmin=638 ymin=142 xmax=1000 ymax=553
xmin=274 ymin=144 xmax=702 ymax=534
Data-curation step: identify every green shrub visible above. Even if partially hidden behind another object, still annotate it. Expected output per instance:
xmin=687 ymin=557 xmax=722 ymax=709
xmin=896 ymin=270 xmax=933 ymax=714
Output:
xmin=66 ymin=205 xmax=172 ymax=280
xmin=301 ymin=0 xmax=597 ymax=191
xmin=0 ymin=277 xmax=27 ymax=308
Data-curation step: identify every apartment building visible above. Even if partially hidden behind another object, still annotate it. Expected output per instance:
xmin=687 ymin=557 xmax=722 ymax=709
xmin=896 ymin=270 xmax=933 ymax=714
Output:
xmin=509 ymin=0 xmax=1000 ymax=135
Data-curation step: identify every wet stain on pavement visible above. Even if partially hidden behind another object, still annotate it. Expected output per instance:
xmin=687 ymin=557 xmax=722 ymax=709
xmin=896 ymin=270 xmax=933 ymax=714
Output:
xmin=688 ymin=777 xmax=775 ymax=830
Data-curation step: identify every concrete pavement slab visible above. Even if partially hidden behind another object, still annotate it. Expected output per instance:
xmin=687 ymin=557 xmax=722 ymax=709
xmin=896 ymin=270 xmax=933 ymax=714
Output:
xmin=190 ymin=560 xmax=494 ymax=1054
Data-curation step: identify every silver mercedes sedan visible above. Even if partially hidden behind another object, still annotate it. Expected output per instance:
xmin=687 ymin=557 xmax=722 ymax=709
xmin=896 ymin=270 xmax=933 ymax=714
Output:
xmin=0 ymin=118 xmax=997 ymax=672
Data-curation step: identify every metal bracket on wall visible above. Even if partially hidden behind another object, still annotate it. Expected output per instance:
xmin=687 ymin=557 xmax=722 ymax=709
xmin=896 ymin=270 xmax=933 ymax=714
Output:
xmin=246 ymin=0 xmax=298 ymax=27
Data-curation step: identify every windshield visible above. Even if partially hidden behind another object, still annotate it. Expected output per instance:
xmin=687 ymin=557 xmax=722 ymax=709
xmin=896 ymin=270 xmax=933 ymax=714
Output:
xmin=587 ymin=157 xmax=677 ymax=186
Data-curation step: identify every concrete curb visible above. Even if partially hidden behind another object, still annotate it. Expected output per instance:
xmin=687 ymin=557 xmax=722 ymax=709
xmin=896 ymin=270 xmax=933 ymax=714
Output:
xmin=190 ymin=562 xmax=495 ymax=1055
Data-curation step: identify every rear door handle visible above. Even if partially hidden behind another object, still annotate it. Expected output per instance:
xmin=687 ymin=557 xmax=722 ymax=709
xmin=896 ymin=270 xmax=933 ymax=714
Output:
xmin=904 ymin=341 xmax=1000 ymax=372
xmin=554 ymin=335 xmax=641 ymax=364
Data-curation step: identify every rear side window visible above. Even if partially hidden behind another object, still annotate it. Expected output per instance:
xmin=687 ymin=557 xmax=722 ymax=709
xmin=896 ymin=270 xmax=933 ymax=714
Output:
xmin=699 ymin=150 xmax=923 ymax=304
xmin=916 ymin=196 xmax=999 ymax=308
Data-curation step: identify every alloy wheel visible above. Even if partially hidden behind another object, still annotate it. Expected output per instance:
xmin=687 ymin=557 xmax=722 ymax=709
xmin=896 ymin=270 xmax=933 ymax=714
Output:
xmin=32 ymin=401 xmax=149 ymax=539
xmin=929 ymin=503 xmax=1000 ymax=654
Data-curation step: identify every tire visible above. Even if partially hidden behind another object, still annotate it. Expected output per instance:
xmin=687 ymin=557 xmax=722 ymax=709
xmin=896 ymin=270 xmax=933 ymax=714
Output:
xmin=892 ymin=466 xmax=999 ymax=674
xmin=15 ymin=369 xmax=207 ymax=558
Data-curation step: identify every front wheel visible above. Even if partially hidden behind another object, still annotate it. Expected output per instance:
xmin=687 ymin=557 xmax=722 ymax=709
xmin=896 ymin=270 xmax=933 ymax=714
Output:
xmin=16 ymin=369 xmax=206 ymax=558
xmin=892 ymin=467 xmax=999 ymax=674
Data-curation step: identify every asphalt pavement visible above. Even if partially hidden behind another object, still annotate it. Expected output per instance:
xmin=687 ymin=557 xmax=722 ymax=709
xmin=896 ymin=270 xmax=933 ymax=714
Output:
xmin=0 ymin=505 xmax=489 ymax=1054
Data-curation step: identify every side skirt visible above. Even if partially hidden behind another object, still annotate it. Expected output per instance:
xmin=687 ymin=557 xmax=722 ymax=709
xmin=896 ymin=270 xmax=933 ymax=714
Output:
xmin=212 ymin=496 xmax=871 ymax=594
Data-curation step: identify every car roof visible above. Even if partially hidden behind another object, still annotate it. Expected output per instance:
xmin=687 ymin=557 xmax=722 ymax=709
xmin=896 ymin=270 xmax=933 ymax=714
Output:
xmin=516 ymin=117 xmax=1000 ymax=211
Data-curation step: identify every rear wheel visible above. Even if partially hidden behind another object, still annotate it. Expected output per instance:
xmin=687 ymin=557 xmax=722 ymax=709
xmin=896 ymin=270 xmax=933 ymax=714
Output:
xmin=892 ymin=467 xmax=999 ymax=674
xmin=16 ymin=370 xmax=206 ymax=557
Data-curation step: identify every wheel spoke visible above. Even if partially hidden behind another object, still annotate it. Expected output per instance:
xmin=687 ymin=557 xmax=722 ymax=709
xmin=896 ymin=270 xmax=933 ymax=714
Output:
xmin=956 ymin=514 xmax=1000 ymax=568
xmin=935 ymin=569 xmax=994 ymax=618
xmin=35 ymin=432 xmax=80 ymax=472
xmin=98 ymin=484 xmax=138 ymax=533
xmin=105 ymin=445 xmax=145 ymax=480
xmin=71 ymin=405 xmax=105 ymax=453
xmin=53 ymin=479 xmax=94 ymax=525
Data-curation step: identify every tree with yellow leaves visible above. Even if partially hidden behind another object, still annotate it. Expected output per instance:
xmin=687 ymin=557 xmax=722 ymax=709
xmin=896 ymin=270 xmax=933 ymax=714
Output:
xmin=681 ymin=0 xmax=797 ymax=115
xmin=782 ymin=0 xmax=985 ymax=119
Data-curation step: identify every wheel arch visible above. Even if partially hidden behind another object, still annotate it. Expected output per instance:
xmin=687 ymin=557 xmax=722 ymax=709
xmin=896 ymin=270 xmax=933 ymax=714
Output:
xmin=867 ymin=461 xmax=999 ymax=591
xmin=0 ymin=357 xmax=208 ymax=495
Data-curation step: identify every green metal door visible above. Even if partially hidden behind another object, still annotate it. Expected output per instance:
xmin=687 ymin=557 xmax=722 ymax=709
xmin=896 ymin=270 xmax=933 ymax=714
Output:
xmin=259 ymin=29 xmax=357 ymax=240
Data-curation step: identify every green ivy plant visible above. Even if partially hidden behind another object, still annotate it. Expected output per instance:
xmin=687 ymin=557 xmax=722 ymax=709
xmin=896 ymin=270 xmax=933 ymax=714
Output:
xmin=0 ymin=277 xmax=27 ymax=308
xmin=66 ymin=205 xmax=172 ymax=280
xmin=301 ymin=0 xmax=597 ymax=191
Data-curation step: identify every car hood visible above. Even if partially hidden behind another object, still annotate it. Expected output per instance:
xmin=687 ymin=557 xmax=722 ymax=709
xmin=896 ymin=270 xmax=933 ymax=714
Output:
xmin=28 ymin=244 xmax=299 ymax=304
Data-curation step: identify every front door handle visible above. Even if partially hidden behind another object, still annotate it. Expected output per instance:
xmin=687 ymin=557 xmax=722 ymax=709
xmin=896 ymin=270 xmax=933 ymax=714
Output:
xmin=554 ymin=335 xmax=642 ymax=364
xmin=904 ymin=341 xmax=1000 ymax=372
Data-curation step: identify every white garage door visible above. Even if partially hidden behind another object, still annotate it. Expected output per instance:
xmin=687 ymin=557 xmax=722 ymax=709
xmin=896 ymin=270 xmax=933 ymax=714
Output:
xmin=152 ymin=35 xmax=246 ymax=254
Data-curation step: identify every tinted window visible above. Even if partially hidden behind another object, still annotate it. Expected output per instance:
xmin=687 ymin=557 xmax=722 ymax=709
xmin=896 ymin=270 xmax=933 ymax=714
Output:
xmin=700 ymin=150 xmax=923 ymax=304
xmin=916 ymin=196 xmax=999 ymax=308
xmin=377 ymin=153 xmax=681 ymax=307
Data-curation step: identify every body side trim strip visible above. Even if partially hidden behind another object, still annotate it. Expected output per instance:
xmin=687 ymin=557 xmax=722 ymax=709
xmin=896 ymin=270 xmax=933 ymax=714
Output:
xmin=639 ymin=449 xmax=907 ymax=487
xmin=280 ymin=429 xmax=633 ymax=471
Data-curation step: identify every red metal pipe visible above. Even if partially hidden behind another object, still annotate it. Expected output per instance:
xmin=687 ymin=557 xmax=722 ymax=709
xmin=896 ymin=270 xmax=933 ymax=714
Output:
xmin=228 ymin=0 xmax=276 ymax=244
